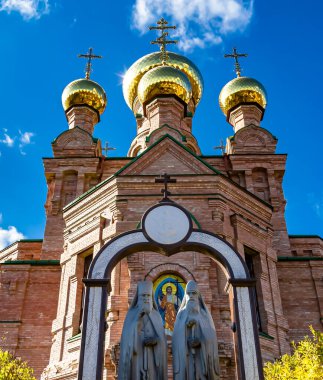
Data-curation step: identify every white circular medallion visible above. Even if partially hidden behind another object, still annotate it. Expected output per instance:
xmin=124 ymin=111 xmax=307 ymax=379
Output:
xmin=143 ymin=204 xmax=191 ymax=245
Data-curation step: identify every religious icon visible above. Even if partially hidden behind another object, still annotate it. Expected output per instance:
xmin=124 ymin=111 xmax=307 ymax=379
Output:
xmin=153 ymin=274 xmax=186 ymax=336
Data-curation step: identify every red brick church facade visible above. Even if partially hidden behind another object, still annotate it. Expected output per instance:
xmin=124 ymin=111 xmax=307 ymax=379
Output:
xmin=0 ymin=47 xmax=322 ymax=380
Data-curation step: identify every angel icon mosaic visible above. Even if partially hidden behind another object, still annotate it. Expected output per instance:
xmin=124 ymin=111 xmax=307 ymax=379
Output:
xmin=153 ymin=274 xmax=186 ymax=336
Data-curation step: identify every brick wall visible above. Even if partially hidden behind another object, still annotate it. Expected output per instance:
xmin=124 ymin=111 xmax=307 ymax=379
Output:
xmin=0 ymin=262 xmax=61 ymax=378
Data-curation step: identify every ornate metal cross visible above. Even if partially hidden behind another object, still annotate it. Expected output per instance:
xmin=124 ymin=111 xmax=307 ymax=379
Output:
xmin=224 ymin=47 xmax=248 ymax=77
xmin=102 ymin=141 xmax=116 ymax=157
xmin=149 ymin=18 xmax=178 ymax=64
xmin=155 ymin=173 xmax=177 ymax=200
xmin=214 ymin=139 xmax=226 ymax=155
xmin=78 ymin=47 xmax=102 ymax=80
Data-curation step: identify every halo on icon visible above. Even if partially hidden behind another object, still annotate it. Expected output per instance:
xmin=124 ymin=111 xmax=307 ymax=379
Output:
xmin=162 ymin=282 xmax=177 ymax=295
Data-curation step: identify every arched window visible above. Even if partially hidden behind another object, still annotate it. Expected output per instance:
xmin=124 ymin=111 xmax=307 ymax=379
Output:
xmin=133 ymin=146 xmax=142 ymax=157
xmin=186 ymin=144 xmax=197 ymax=154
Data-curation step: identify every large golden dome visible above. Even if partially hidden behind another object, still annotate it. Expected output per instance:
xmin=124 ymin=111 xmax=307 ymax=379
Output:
xmin=219 ymin=76 xmax=267 ymax=116
xmin=138 ymin=66 xmax=192 ymax=105
xmin=123 ymin=52 xmax=203 ymax=113
xmin=62 ymin=78 xmax=107 ymax=115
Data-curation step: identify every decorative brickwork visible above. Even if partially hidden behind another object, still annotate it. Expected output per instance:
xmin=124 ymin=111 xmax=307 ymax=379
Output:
xmin=0 ymin=94 xmax=321 ymax=380
xmin=128 ymin=97 xmax=200 ymax=156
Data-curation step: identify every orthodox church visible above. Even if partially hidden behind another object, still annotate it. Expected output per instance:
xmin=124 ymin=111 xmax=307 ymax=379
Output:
xmin=0 ymin=19 xmax=322 ymax=380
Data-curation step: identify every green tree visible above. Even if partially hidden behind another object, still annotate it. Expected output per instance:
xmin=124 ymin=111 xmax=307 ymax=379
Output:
xmin=0 ymin=348 xmax=36 ymax=380
xmin=264 ymin=327 xmax=323 ymax=380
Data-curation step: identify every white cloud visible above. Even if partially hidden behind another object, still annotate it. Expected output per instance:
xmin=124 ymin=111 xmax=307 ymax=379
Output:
xmin=0 ymin=133 xmax=15 ymax=147
xmin=307 ymin=192 xmax=323 ymax=219
xmin=0 ymin=130 xmax=35 ymax=155
xmin=19 ymin=131 xmax=34 ymax=145
xmin=0 ymin=226 xmax=25 ymax=250
xmin=131 ymin=0 xmax=254 ymax=51
xmin=69 ymin=17 xmax=77 ymax=28
xmin=19 ymin=130 xmax=35 ymax=155
xmin=0 ymin=0 xmax=49 ymax=20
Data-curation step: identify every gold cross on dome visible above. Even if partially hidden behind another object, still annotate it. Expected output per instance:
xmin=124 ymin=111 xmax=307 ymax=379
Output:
xmin=149 ymin=18 xmax=178 ymax=64
xmin=78 ymin=47 xmax=102 ymax=80
xmin=224 ymin=47 xmax=248 ymax=77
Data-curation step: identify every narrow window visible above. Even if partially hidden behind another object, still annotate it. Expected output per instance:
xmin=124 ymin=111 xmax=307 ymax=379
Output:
xmin=61 ymin=171 xmax=78 ymax=207
xmin=244 ymin=247 xmax=263 ymax=332
xmin=79 ymin=253 xmax=93 ymax=331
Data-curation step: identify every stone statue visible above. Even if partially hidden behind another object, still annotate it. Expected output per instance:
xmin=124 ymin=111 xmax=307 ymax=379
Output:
xmin=118 ymin=280 xmax=167 ymax=380
xmin=172 ymin=281 xmax=220 ymax=380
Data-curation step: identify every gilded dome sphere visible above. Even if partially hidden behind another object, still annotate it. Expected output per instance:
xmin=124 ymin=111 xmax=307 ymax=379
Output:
xmin=123 ymin=52 xmax=203 ymax=112
xmin=138 ymin=66 xmax=192 ymax=105
xmin=62 ymin=78 xmax=107 ymax=115
xmin=219 ymin=76 xmax=267 ymax=116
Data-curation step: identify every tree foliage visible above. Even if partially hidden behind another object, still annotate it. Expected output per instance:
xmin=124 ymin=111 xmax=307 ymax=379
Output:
xmin=264 ymin=327 xmax=323 ymax=380
xmin=0 ymin=348 xmax=36 ymax=380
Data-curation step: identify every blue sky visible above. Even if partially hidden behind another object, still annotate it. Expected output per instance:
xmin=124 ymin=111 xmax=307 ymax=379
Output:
xmin=0 ymin=0 xmax=322 ymax=248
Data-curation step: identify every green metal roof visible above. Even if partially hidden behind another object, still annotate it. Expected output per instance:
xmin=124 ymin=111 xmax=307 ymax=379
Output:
xmin=2 ymin=260 xmax=60 ymax=266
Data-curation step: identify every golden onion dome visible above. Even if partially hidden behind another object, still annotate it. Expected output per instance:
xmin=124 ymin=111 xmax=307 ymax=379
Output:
xmin=62 ymin=78 xmax=107 ymax=115
xmin=219 ymin=76 xmax=267 ymax=116
xmin=138 ymin=66 xmax=192 ymax=105
xmin=123 ymin=52 xmax=203 ymax=112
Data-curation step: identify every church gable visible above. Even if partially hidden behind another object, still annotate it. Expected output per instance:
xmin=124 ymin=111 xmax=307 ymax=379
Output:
xmin=147 ymin=123 xmax=187 ymax=145
xmin=52 ymin=127 xmax=99 ymax=157
xmin=228 ymin=125 xmax=277 ymax=154
xmin=145 ymin=123 xmax=201 ymax=156
xmin=120 ymin=136 xmax=217 ymax=176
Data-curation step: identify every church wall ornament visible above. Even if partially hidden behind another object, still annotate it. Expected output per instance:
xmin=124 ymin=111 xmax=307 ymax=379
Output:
xmin=77 ymin=200 xmax=264 ymax=380
xmin=153 ymin=273 xmax=186 ymax=336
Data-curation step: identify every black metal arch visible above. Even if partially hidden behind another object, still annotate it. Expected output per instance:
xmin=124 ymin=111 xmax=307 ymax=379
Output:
xmin=78 ymin=228 xmax=264 ymax=380
xmin=87 ymin=228 xmax=250 ymax=281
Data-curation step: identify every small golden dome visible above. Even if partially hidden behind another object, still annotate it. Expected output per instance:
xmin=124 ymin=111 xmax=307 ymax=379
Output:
xmin=138 ymin=66 xmax=192 ymax=105
xmin=62 ymin=78 xmax=107 ymax=115
xmin=123 ymin=52 xmax=203 ymax=113
xmin=219 ymin=77 xmax=267 ymax=116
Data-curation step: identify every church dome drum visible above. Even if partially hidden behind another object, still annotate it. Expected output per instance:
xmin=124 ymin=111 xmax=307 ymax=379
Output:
xmin=62 ymin=78 xmax=107 ymax=114
xmin=219 ymin=76 xmax=267 ymax=116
